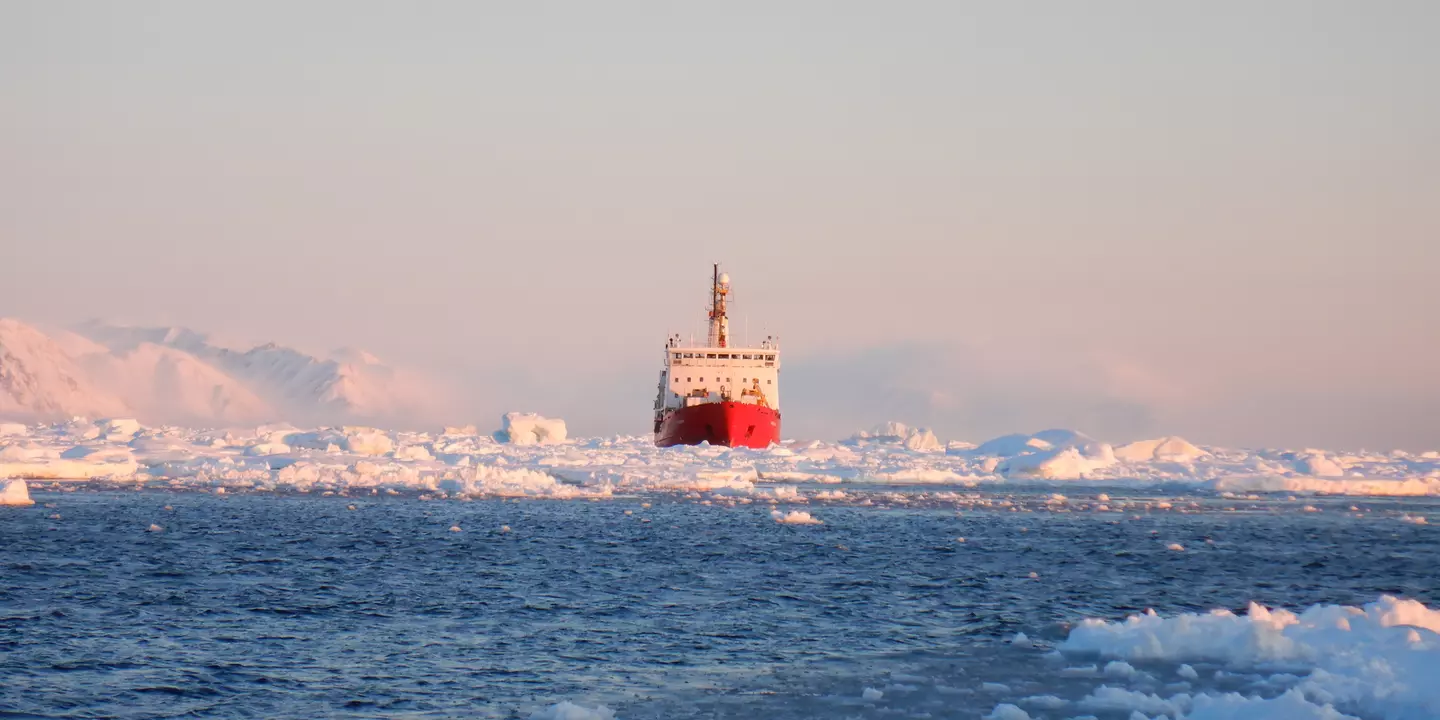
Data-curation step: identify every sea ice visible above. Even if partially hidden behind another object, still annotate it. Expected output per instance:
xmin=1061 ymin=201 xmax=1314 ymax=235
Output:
xmin=1059 ymin=595 xmax=1440 ymax=719
xmin=495 ymin=412 xmax=568 ymax=445
xmin=1114 ymin=436 xmax=1208 ymax=463
xmin=999 ymin=444 xmax=1117 ymax=480
xmin=983 ymin=704 xmax=1031 ymax=720
xmin=341 ymin=427 xmax=394 ymax=456
xmin=0 ymin=419 xmax=1434 ymax=501
xmin=0 ymin=478 xmax=35 ymax=506
xmin=526 ymin=701 xmax=616 ymax=720
xmin=772 ymin=510 xmax=823 ymax=525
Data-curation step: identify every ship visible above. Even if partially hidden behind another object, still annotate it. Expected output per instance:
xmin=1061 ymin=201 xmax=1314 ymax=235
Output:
xmin=654 ymin=265 xmax=781 ymax=448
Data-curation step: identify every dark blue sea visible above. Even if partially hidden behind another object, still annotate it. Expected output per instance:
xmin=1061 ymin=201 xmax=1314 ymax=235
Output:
xmin=2 ymin=491 xmax=1436 ymax=719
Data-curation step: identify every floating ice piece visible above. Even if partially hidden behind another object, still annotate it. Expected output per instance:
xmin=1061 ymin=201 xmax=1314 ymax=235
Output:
xmin=0 ymin=444 xmax=139 ymax=479
xmin=98 ymin=418 xmax=141 ymax=439
xmin=1000 ymin=444 xmax=1116 ymax=480
xmin=983 ymin=704 xmax=1031 ymax=720
xmin=495 ymin=412 xmax=568 ymax=445
xmin=772 ymin=510 xmax=823 ymax=525
xmin=975 ymin=433 xmax=1054 ymax=457
xmin=844 ymin=422 xmax=944 ymax=451
xmin=1104 ymin=660 xmax=1137 ymax=678
xmin=1 ymin=479 xmax=35 ymax=506
xmin=862 ymin=687 xmax=883 ymax=701
xmin=1167 ymin=543 xmax=1185 ymax=552
xmin=1186 ymin=687 xmax=1355 ymax=719
xmin=1061 ymin=595 xmax=1440 ymax=719
xmin=1077 ymin=686 xmax=1183 ymax=716
xmin=245 ymin=442 xmax=292 ymax=457
xmin=1018 ymin=695 xmax=1067 ymax=710
xmin=1114 ymin=436 xmax=1207 ymax=463
xmin=1294 ymin=451 xmax=1346 ymax=478
xmin=342 ymin=427 xmax=394 ymax=456
xmin=1215 ymin=475 xmax=1440 ymax=496
xmin=147 ymin=523 xmax=163 ymax=532
xmin=526 ymin=701 xmax=616 ymax=720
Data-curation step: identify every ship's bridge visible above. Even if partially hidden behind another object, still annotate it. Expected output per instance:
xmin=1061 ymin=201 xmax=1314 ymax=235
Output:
xmin=658 ymin=345 xmax=780 ymax=411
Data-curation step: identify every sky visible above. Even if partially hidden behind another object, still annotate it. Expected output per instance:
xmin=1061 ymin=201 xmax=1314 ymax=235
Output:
xmin=3 ymin=2 xmax=1438 ymax=449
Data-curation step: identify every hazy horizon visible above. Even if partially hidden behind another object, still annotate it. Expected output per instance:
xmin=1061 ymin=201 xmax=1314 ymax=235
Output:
xmin=4 ymin=2 xmax=1437 ymax=449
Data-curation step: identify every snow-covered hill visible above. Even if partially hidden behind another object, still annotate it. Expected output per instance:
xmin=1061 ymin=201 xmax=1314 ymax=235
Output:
xmin=0 ymin=319 xmax=442 ymax=427
xmin=0 ymin=319 xmax=130 ymax=421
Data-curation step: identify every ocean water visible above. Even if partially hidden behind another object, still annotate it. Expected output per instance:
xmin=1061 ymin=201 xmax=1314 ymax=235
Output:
xmin=2 ymin=490 xmax=1436 ymax=719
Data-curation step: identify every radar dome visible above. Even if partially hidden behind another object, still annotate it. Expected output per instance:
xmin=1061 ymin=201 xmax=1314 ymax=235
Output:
xmin=719 ymin=273 xmax=730 ymax=285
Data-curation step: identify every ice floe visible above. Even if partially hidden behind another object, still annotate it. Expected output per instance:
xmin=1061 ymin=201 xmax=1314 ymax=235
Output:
xmin=526 ymin=701 xmax=616 ymax=720
xmin=0 ymin=419 xmax=1436 ymax=502
xmin=772 ymin=510 xmax=823 ymax=525
xmin=1053 ymin=595 xmax=1440 ymax=719
xmin=496 ymin=412 xmax=568 ymax=445
xmin=1 ymin=478 xmax=34 ymax=506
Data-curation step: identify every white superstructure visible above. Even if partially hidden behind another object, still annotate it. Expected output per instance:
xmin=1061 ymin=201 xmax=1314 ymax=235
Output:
xmin=652 ymin=267 xmax=781 ymax=415
xmin=656 ymin=342 xmax=781 ymax=412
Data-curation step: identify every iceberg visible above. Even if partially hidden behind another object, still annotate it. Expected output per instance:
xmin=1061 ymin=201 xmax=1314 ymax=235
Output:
xmin=0 ymin=478 xmax=34 ymax=506
xmin=495 ymin=412 xmax=568 ymax=445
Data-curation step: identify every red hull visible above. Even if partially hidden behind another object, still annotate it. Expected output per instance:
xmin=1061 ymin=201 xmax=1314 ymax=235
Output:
xmin=656 ymin=402 xmax=781 ymax=449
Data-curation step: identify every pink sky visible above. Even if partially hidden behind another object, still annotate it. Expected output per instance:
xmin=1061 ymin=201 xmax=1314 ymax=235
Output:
xmin=3 ymin=2 xmax=1437 ymax=447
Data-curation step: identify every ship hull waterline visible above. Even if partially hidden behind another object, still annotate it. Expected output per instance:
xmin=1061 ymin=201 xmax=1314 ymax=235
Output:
xmin=655 ymin=402 xmax=781 ymax=449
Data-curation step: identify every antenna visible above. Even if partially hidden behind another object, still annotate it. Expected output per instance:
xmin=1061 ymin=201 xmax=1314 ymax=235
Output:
xmin=706 ymin=262 xmax=730 ymax=348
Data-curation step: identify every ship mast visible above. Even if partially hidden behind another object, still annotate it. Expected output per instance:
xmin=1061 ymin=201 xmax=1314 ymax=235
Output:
xmin=707 ymin=263 xmax=730 ymax=348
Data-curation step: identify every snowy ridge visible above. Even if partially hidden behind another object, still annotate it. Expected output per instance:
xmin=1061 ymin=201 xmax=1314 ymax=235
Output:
xmin=0 ymin=319 xmax=442 ymax=427
xmin=0 ymin=319 xmax=130 ymax=421
xmin=0 ymin=419 xmax=1436 ymax=501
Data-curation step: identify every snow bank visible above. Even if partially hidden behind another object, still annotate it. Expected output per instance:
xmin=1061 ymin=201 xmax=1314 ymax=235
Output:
xmin=1060 ymin=595 xmax=1440 ymax=719
xmin=496 ymin=413 xmax=568 ymax=445
xmin=0 ymin=479 xmax=35 ymax=506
